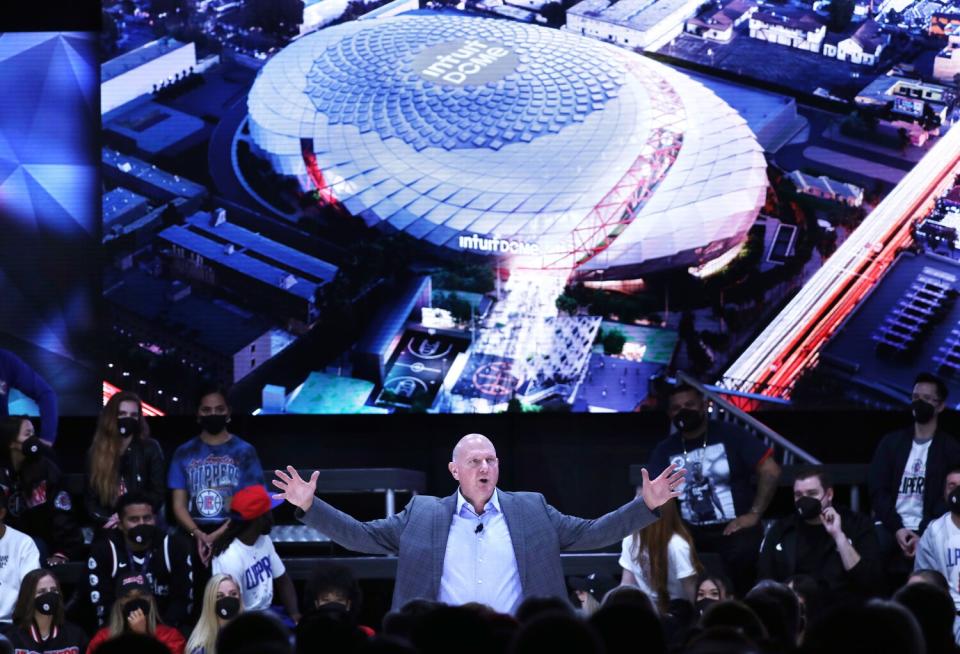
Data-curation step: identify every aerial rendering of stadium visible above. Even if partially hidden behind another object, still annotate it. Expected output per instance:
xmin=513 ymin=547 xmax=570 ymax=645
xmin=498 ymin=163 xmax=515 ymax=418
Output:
xmin=246 ymin=12 xmax=768 ymax=280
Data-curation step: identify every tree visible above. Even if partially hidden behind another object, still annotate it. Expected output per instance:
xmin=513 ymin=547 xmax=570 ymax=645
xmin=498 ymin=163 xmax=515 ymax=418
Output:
xmin=101 ymin=11 xmax=119 ymax=57
xmin=555 ymin=293 xmax=578 ymax=315
xmin=828 ymin=0 xmax=855 ymax=31
xmin=602 ymin=328 xmax=627 ymax=355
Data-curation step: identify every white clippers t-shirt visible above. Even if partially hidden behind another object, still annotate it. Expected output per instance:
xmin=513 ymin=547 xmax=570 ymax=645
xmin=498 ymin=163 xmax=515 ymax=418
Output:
xmin=914 ymin=512 xmax=960 ymax=641
xmin=896 ymin=439 xmax=932 ymax=531
xmin=0 ymin=525 xmax=40 ymax=622
xmin=212 ymin=535 xmax=285 ymax=611
xmin=618 ymin=533 xmax=696 ymax=607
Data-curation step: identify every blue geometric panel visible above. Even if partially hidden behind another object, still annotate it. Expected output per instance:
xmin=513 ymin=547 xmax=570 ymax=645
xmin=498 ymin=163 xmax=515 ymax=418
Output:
xmin=0 ymin=32 xmax=99 ymax=415
xmin=304 ymin=17 xmax=625 ymax=151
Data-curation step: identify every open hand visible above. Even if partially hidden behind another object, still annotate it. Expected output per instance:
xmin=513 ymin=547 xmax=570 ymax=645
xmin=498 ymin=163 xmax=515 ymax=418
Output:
xmin=126 ymin=608 xmax=147 ymax=634
xmin=641 ymin=463 xmax=686 ymax=511
xmin=273 ymin=466 xmax=319 ymax=512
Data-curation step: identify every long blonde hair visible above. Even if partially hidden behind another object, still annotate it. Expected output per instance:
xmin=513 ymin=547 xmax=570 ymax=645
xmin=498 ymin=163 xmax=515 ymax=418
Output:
xmin=186 ymin=574 xmax=245 ymax=654
xmin=631 ymin=498 xmax=703 ymax=613
xmin=108 ymin=587 xmax=159 ymax=637
xmin=89 ymin=391 xmax=150 ymax=507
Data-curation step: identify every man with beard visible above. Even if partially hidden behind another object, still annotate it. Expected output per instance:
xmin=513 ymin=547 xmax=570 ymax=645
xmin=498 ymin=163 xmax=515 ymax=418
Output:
xmin=869 ymin=372 xmax=960 ymax=584
xmin=647 ymin=383 xmax=781 ymax=595
xmin=86 ymin=492 xmax=192 ymax=630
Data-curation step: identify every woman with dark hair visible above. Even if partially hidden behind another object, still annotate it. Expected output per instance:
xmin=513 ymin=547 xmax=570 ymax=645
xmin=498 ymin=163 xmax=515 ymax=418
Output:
xmin=619 ymin=497 xmax=703 ymax=613
xmin=8 ymin=569 xmax=88 ymax=653
xmin=86 ymin=583 xmax=185 ymax=654
xmin=85 ymin=392 xmax=165 ymax=529
xmin=695 ymin=572 xmax=733 ymax=613
xmin=0 ymin=417 xmax=82 ymax=565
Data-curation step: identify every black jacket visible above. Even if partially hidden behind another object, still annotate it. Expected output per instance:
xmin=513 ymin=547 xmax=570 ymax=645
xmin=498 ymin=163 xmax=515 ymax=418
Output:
xmin=7 ymin=621 xmax=88 ymax=654
xmin=86 ymin=529 xmax=192 ymax=630
xmin=868 ymin=428 xmax=960 ymax=534
xmin=758 ymin=506 xmax=883 ymax=600
xmin=0 ymin=453 xmax=84 ymax=560
xmin=84 ymin=437 xmax=165 ymax=526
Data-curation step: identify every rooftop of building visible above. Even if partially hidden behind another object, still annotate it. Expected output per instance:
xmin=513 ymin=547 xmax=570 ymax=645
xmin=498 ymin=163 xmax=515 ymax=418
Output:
xmin=101 ymin=38 xmax=192 ymax=84
xmin=820 ymin=250 xmax=960 ymax=406
xmin=751 ymin=7 xmax=824 ymax=32
xmin=848 ymin=19 xmax=886 ymax=52
xmin=105 ymin=268 xmax=273 ymax=356
xmin=104 ymin=99 xmax=207 ymax=156
xmin=102 ymin=148 xmax=207 ymax=200
xmin=103 ymin=187 xmax=150 ymax=228
xmin=687 ymin=0 xmax=755 ymax=29
xmin=568 ymin=0 xmax=701 ymax=31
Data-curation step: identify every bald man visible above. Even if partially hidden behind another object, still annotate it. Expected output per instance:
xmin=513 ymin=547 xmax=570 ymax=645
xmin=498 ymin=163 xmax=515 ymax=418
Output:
xmin=273 ymin=433 xmax=684 ymax=613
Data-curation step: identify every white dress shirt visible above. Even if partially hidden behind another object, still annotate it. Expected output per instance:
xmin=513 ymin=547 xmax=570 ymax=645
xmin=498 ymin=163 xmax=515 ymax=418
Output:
xmin=439 ymin=489 xmax=522 ymax=614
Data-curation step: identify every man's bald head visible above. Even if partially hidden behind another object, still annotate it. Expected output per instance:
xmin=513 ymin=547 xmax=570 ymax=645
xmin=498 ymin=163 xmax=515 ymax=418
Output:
xmin=449 ymin=433 xmax=499 ymax=512
xmin=451 ymin=433 xmax=496 ymax=463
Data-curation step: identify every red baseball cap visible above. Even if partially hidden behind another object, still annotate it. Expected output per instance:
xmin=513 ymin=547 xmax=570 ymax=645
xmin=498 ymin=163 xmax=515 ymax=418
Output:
xmin=229 ymin=485 xmax=282 ymax=521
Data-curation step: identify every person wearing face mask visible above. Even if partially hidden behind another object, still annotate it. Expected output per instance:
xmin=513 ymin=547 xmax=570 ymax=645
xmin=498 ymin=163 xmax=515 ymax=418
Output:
xmin=0 ymin=417 xmax=82 ymax=566
xmin=302 ymin=564 xmax=375 ymax=636
xmin=694 ymin=572 xmax=732 ymax=615
xmin=85 ymin=392 xmax=165 ymax=530
xmin=87 ymin=582 xmax=185 ymax=654
xmin=185 ymin=574 xmax=244 ymax=654
xmin=86 ymin=492 xmax=192 ymax=631
xmin=869 ymin=372 xmax=960 ymax=583
xmin=210 ymin=485 xmax=300 ymax=624
xmin=647 ymin=383 xmax=781 ymax=596
xmin=913 ymin=466 xmax=960 ymax=643
xmin=168 ymin=385 xmax=265 ymax=623
xmin=8 ymin=569 xmax=88 ymax=654
xmin=757 ymin=467 xmax=882 ymax=607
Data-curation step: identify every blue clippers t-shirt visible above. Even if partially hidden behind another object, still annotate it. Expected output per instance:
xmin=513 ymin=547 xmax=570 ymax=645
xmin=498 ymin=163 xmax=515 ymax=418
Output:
xmin=167 ymin=434 xmax=265 ymax=525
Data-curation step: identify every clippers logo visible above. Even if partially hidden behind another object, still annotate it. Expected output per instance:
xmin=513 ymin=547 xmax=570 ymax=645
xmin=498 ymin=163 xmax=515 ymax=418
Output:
xmin=414 ymin=39 xmax=519 ymax=86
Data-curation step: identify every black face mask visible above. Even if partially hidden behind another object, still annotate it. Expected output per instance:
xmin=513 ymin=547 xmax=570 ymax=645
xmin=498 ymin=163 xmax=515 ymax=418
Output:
xmin=696 ymin=598 xmax=717 ymax=614
xmin=199 ymin=415 xmax=228 ymax=435
xmin=948 ymin=487 xmax=960 ymax=515
xmin=21 ymin=436 xmax=42 ymax=459
xmin=912 ymin=400 xmax=936 ymax=425
xmin=215 ymin=596 xmax=241 ymax=620
xmin=123 ymin=598 xmax=151 ymax=621
xmin=795 ymin=495 xmax=823 ymax=521
xmin=127 ymin=524 xmax=156 ymax=549
xmin=673 ymin=408 xmax=704 ymax=433
xmin=117 ymin=417 xmax=141 ymax=438
xmin=35 ymin=591 xmax=60 ymax=616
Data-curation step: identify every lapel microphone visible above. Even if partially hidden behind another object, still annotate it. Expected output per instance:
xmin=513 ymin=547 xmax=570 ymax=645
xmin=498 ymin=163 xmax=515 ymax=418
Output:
xmin=475 ymin=523 xmax=483 ymax=534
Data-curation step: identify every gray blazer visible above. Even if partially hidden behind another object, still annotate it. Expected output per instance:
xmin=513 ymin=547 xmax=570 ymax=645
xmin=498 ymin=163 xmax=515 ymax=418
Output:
xmin=296 ymin=489 xmax=659 ymax=610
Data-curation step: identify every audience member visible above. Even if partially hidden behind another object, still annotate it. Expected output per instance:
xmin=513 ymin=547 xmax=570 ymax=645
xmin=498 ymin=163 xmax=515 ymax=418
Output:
xmin=168 ymin=384 xmax=265 ymax=613
xmin=508 ymin=612 xmax=603 ymax=654
xmin=913 ymin=466 xmax=960 ymax=641
xmin=87 ymin=581 xmax=186 ymax=654
xmin=744 ymin=581 xmax=802 ymax=653
xmin=0 ymin=491 xmax=40 ymax=625
xmin=92 ymin=633 xmax=170 ymax=654
xmin=906 ymin=567 xmax=950 ymax=592
xmin=698 ymin=600 xmax=768 ymax=646
xmin=7 ymin=569 xmax=88 ymax=654
xmin=211 ymin=485 xmax=299 ymax=623
xmin=513 ymin=596 xmax=574 ymax=624
xmin=758 ymin=467 xmax=882 ymax=604
xmin=0 ymin=349 xmax=58 ymax=446
xmin=648 ymin=384 xmax=781 ymax=595
xmin=869 ymin=373 xmax=960 ymax=584
xmin=784 ymin=575 xmax=820 ymax=631
xmin=590 ymin=603 xmax=665 ymax=654
xmin=568 ymin=573 xmax=615 ymax=617
xmin=87 ymin=492 xmax=192 ymax=629
xmin=600 ymin=585 xmax=655 ymax=614
xmin=410 ymin=605 xmax=497 ymax=654
xmin=0 ymin=416 xmax=82 ymax=565
xmin=215 ymin=611 xmax=291 ymax=654
xmin=185 ymin=574 xmax=244 ymax=654
xmin=620 ymin=496 xmax=702 ymax=612
xmin=694 ymin=572 xmax=733 ymax=615
xmin=799 ymin=599 xmax=925 ymax=654
xmin=893 ymin=582 xmax=959 ymax=654
xmin=85 ymin=392 xmax=164 ymax=529
xmin=294 ymin=606 xmax=366 ymax=654
xmin=303 ymin=564 xmax=372 ymax=634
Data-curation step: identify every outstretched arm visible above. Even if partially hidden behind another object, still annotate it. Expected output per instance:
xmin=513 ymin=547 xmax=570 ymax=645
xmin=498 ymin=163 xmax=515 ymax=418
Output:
xmin=273 ymin=466 xmax=408 ymax=555
xmin=548 ymin=464 xmax=685 ymax=551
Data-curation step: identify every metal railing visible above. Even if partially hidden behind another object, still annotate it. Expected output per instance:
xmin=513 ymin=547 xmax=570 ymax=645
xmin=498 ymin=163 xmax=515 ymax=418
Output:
xmin=676 ymin=371 xmax=820 ymax=466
